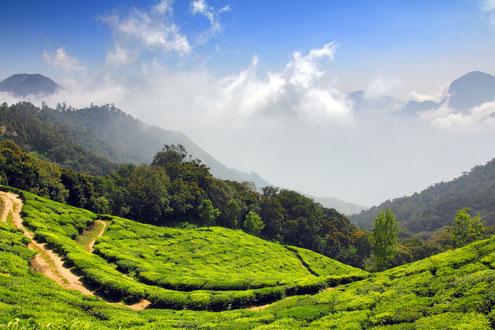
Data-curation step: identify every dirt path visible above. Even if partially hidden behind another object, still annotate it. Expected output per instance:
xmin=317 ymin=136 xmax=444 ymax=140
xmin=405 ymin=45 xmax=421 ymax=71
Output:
xmin=0 ymin=192 xmax=93 ymax=295
xmin=0 ymin=191 xmax=150 ymax=311
xmin=0 ymin=197 xmax=9 ymax=223
xmin=88 ymin=220 xmax=107 ymax=252
xmin=76 ymin=220 xmax=108 ymax=252
xmin=247 ymin=304 xmax=270 ymax=311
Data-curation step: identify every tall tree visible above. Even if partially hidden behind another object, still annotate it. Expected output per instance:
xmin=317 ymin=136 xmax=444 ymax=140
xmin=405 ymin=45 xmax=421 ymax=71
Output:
xmin=452 ymin=208 xmax=486 ymax=247
xmin=369 ymin=209 xmax=399 ymax=271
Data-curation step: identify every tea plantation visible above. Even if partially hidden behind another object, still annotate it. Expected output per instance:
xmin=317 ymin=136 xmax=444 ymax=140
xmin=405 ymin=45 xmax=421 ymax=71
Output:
xmin=4 ymin=187 xmax=366 ymax=310
xmin=1 ymin=187 xmax=495 ymax=329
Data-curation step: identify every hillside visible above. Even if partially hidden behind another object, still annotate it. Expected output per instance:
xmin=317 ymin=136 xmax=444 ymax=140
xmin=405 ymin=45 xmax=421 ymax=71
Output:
xmin=350 ymin=158 xmax=495 ymax=233
xmin=0 ymin=140 xmax=364 ymax=266
xmin=0 ymin=100 xmax=268 ymax=187
xmin=0 ymin=102 xmax=116 ymax=175
xmin=1 ymin=187 xmax=494 ymax=328
xmin=0 ymin=187 xmax=366 ymax=310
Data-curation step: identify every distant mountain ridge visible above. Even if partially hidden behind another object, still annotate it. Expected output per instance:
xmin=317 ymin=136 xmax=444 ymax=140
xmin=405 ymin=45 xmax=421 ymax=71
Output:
xmin=447 ymin=71 xmax=495 ymax=111
xmin=0 ymin=73 xmax=59 ymax=96
xmin=350 ymin=71 xmax=495 ymax=115
xmin=350 ymin=158 xmax=495 ymax=234
xmin=308 ymin=195 xmax=367 ymax=215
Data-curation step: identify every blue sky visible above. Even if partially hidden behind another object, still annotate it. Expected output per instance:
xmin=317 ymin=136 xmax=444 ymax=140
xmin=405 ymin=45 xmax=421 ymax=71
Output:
xmin=1 ymin=1 xmax=495 ymax=205
xmin=1 ymin=0 xmax=494 ymax=92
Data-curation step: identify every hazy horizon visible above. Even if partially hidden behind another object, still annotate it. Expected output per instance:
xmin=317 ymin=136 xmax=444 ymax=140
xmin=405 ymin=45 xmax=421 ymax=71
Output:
xmin=2 ymin=0 xmax=495 ymax=206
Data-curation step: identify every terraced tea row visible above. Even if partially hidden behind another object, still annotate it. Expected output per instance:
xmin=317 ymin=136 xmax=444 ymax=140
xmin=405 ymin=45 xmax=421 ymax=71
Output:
xmin=3 ymin=186 xmax=367 ymax=310
xmin=94 ymin=217 xmax=363 ymax=291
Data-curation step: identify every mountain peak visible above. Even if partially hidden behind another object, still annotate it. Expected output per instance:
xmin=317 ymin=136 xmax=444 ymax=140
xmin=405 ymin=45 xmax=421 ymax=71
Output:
xmin=447 ymin=70 xmax=495 ymax=111
xmin=0 ymin=73 xmax=60 ymax=97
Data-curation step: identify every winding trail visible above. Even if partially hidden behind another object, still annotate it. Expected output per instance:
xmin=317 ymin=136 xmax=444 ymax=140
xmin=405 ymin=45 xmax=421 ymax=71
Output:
xmin=0 ymin=192 xmax=93 ymax=295
xmin=0 ymin=191 xmax=150 ymax=311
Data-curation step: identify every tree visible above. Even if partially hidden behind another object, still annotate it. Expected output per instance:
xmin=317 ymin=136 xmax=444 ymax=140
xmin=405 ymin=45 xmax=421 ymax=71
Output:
xmin=452 ymin=208 xmax=486 ymax=247
xmin=198 ymin=198 xmax=220 ymax=227
xmin=369 ymin=209 xmax=399 ymax=271
xmin=243 ymin=210 xmax=265 ymax=234
xmin=226 ymin=199 xmax=242 ymax=228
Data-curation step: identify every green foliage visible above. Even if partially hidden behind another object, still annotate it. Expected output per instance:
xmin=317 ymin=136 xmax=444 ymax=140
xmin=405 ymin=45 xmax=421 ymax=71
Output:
xmin=369 ymin=209 xmax=399 ymax=271
xmin=7 ymin=187 xmax=366 ymax=312
xmin=243 ymin=210 xmax=264 ymax=234
xmin=197 ymin=198 xmax=220 ymax=227
xmin=0 ymin=138 xmax=365 ymax=265
xmin=352 ymin=158 xmax=495 ymax=235
xmin=2 ymin=187 xmax=495 ymax=328
xmin=453 ymin=208 xmax=486 ymax=247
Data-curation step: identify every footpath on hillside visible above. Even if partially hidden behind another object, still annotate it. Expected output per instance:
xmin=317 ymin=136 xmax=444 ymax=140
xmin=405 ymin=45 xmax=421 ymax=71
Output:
xmin=0 ymin=191 xmax=150 ymax=311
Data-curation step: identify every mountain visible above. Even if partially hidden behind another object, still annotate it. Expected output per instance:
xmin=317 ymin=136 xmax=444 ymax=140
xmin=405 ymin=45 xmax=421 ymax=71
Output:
xmin=0 ymin=73 xmax=59 ymax=96
xmin=308 ymin=195 xmax=367 ymax=215
xmin=350 ymin=71 xmax=495 ymax=116
xmin=447 ymin=71 xmax=495 ymax=111
xmin=46 ymin=105 xmax=270 ymax=187
xmin=0 ymin=101 xmax=268 ymax=187
xmin=350 ymin=158 xmax=495 ymax=234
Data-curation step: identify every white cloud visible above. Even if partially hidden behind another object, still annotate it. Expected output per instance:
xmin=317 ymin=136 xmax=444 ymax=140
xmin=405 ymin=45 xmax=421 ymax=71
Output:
xmin=99 ymin=1 xmax=191 ymax=65
xmin=190 ymin=0 xmax=230 ymax=44
xmin=364 ymin=76 xmax=402 ymax=100
xmin=407 ymin=83 xmax=449 ymax=103
xmin=420 ymin=101 xmax=495 ymax=132
xmin=482 ymin=0 xmax=495 ymax=24
xmin=153 ymin=0 xmax=173 ymax=15
xmin=211 ymin=43 xmax=352 ymax=124
xmin=42 ymin=48 xmax=84 ymax=72
xmin=286 ymin=43 xmax=336 ymax=88
xmin=4 ymin=42 xmax=352 ymax=126
xmin=106 ymin=44 xmax=135 ymax=66
xmin=483 ymin=0 xmax=495 ymax=12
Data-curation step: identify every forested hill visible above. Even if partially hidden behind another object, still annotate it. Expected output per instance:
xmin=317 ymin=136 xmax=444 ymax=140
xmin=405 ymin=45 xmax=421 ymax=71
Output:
xmin=0 ymin=102 xmax=269 ymax=187
xmin=0 ymin=102 xmax=115 ymax=175
xmin=0 ymin=139 xmax=367 ymax=266
xmin=350 ymin=158 xmax=495 ymax=233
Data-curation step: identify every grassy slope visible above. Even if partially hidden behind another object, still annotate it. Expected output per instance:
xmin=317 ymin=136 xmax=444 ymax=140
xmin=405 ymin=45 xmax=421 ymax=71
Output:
xmin=7 ymin=187 xmax=366 ymax=311
xmin=1 ymin=187 xmax=495 ymax=328
xmin=1 ymin=217 xmax=495 ymax=329
xmin=94 ymin=217 xmax=361 ymax=291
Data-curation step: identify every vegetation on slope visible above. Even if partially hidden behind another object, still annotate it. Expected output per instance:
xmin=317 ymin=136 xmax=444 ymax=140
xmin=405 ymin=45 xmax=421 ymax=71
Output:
xmin=7 ymin=187 xmax=366 ymax=311
xmin=1 ymin=191 xmax=495 ymax=328
xmin=0 ymin=140 xmax=367 ymax=266
xmin=351 ymin=158 xmax=495 ymax=234
xmin=0 ymin=101 xmax=269 ymax=186
xmin=0 ymin=102 xmax=116 ymax=175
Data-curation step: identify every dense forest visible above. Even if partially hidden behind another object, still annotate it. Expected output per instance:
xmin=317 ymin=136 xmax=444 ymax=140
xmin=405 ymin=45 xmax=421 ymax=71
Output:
xmin=0 ymin=139 xmax=368 ymax=266
xmin=351 ymin=159 xmax=495 ymax=234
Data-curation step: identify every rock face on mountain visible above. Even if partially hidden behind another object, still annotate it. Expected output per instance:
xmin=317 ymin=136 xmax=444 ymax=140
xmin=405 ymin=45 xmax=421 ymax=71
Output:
xmin=447 ymin=71 xmax=495 ymax=111
xmin=0 ymin=74 xmax=59 ymax=96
